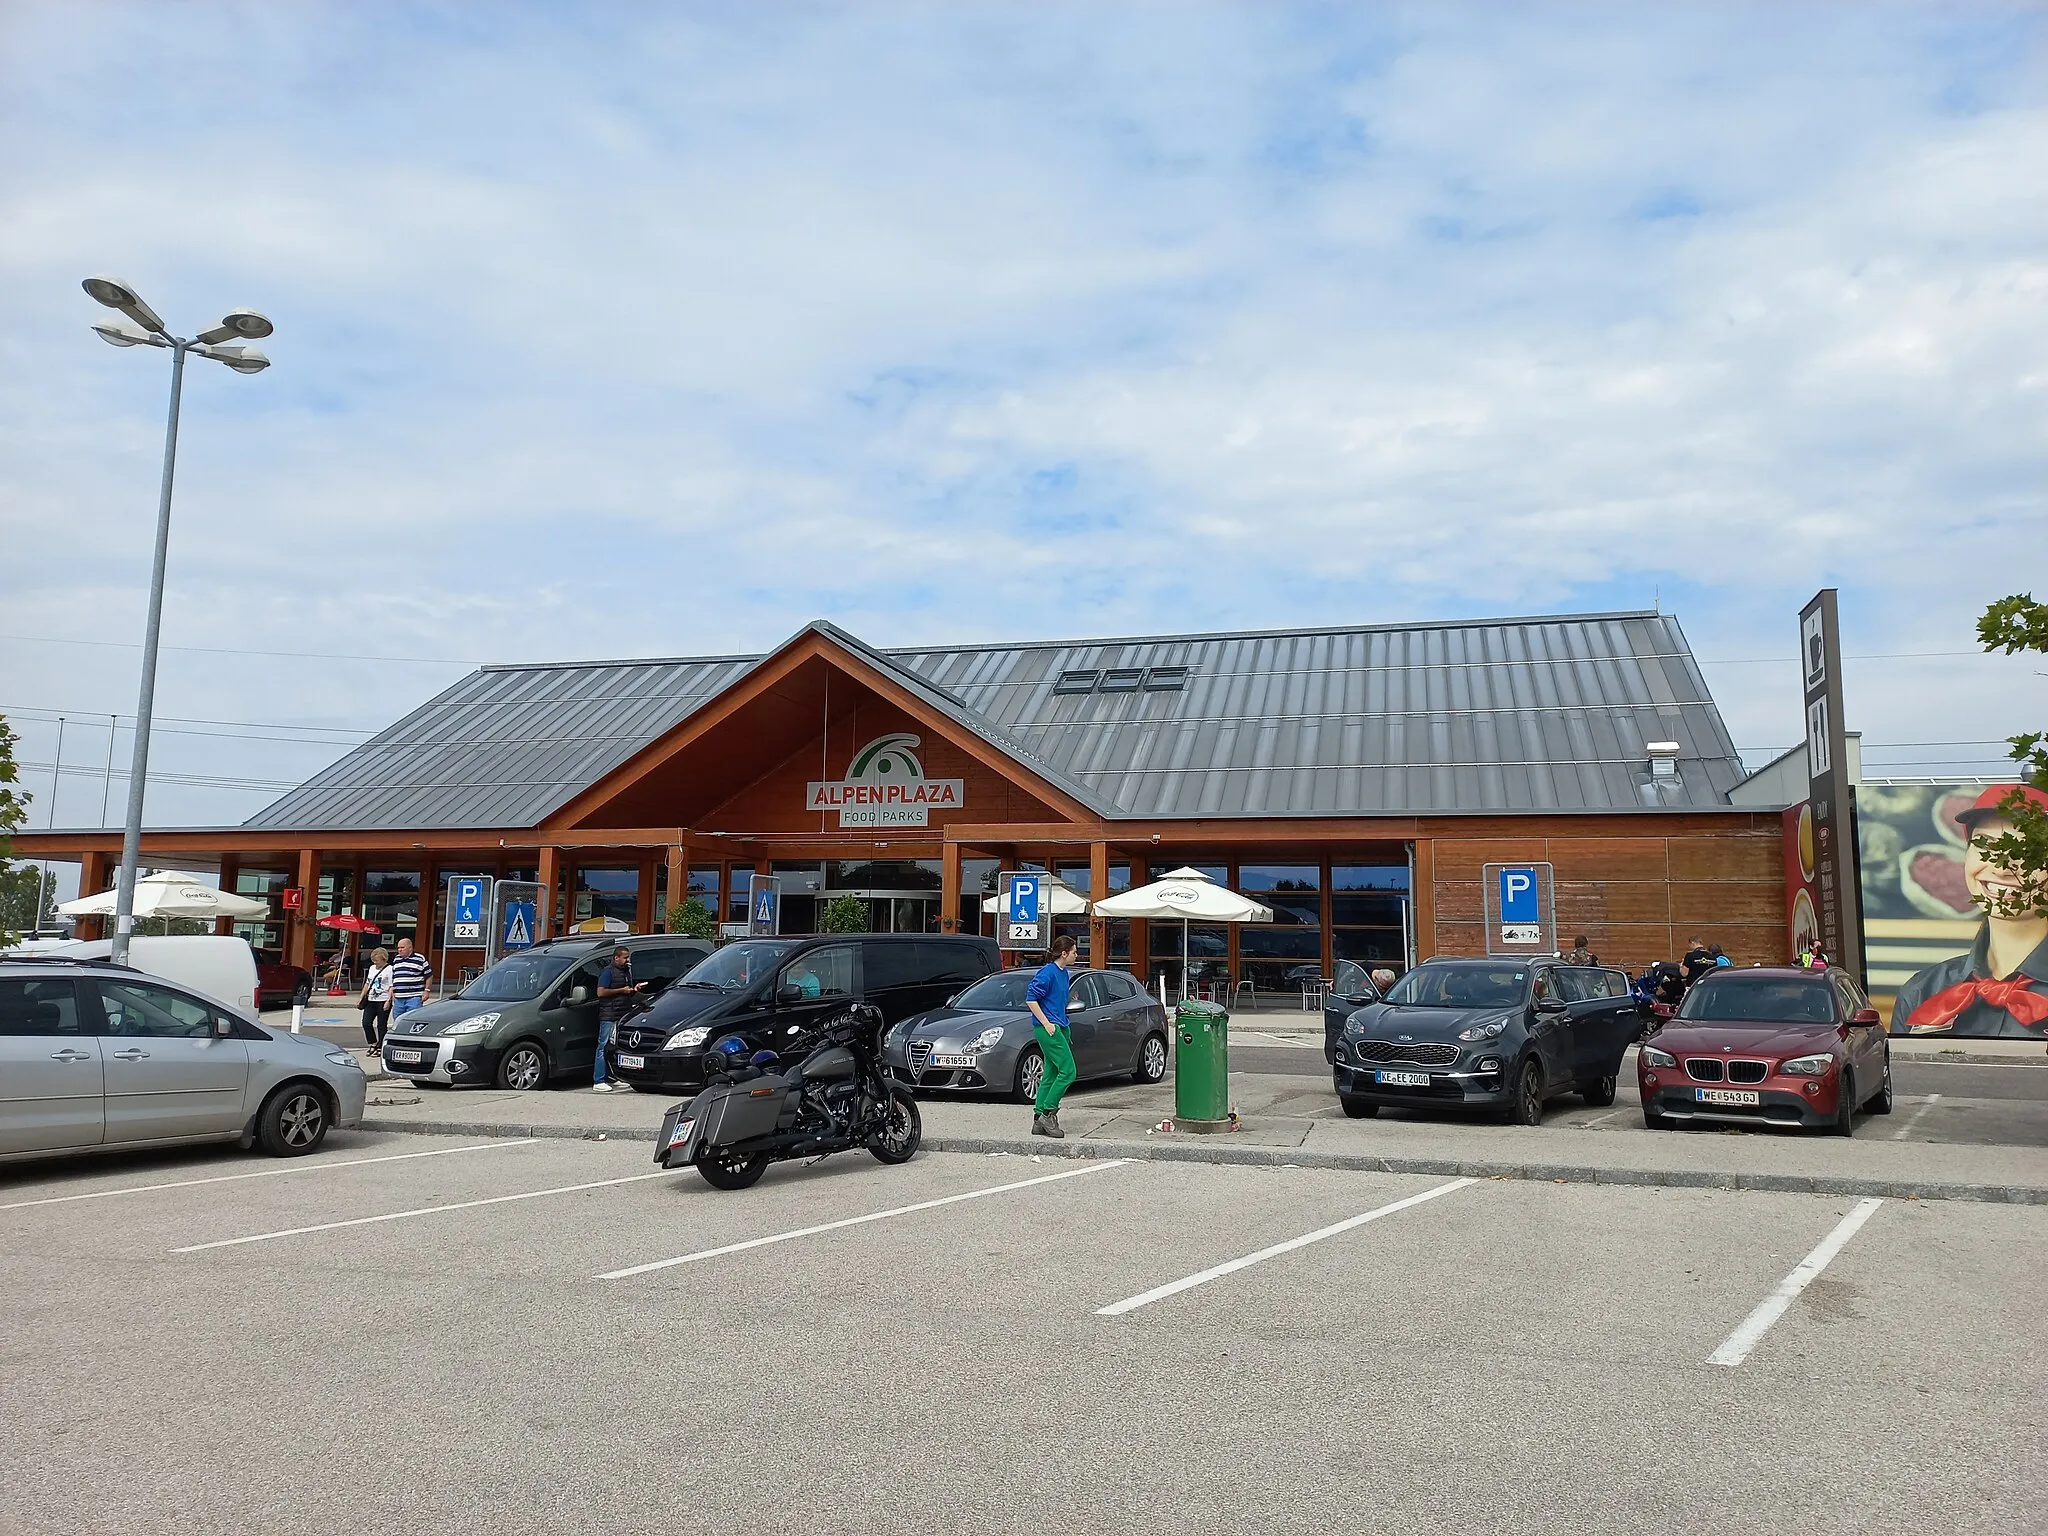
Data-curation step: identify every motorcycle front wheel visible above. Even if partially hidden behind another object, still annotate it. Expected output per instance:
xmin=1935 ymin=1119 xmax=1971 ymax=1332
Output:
xmin=696 ymin=1151 xmax=770 ymax=1190
xmin=867 ymin=1086 xmax=923 ymax=1165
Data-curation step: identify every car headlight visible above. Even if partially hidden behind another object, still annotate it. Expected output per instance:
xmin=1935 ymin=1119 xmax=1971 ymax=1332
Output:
xmin=324 ymin=1050 xmax=359 ymax=1067
xmin=444 ymin=1012 xmax=500 ymax=1035
xmin=975 ymin=1026 xmax=1005 ymax=1049
xmin=667 ymin=1025 xmax=711 ymax=1051
xmin=1640 ymin=1045 xmax=1677 ymax=1068
xmin=1456 ymin=1019 xmax=1508 ymax=1042
xmin=1780 ymin=1052 xmax=1834 ymax=1076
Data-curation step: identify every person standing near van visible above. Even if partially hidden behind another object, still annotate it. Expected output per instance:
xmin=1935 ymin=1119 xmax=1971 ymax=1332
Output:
xmin=358 ymin=946 xmax=393 ymax=1053
xmin=593 ymin=944 xmax=645 ymax=1092
xmin=388 ymin=937 xmax=431 ymax=1023
xmin=1026 ymin=935 xmax=1083 ymax=1139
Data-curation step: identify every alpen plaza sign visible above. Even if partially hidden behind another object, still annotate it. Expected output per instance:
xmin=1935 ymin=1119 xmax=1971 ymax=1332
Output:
xmin=806 ymin=734 xmax=965 ymax=828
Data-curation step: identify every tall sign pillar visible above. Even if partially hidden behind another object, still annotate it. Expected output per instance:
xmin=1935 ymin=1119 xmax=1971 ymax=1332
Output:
xmin=1799 ymin=589 xmax=1864 ymax=982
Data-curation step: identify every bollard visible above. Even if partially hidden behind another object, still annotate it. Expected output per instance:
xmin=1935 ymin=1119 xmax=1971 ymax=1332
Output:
xmin=290 ymin=1002 xmax=304 ymax=1033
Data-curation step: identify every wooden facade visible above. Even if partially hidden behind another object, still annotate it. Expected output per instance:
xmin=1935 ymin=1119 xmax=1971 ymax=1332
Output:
xmin=17 ymin=629 xmax=1786 ymax=982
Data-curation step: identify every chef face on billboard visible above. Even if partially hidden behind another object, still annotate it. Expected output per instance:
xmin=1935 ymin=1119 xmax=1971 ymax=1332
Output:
xmin=1886 ymin=785 xmax=2048 ymax=1039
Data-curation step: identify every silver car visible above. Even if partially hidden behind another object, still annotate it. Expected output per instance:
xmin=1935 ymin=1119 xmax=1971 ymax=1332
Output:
xmin=0 ymin=956 xmax=366 ymax=1164
xmin=882 ymin=967 xmax=1170 ymax=1102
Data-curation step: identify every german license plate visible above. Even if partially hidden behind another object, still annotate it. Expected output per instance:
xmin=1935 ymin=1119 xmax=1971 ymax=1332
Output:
xmin=618 ymin=1054 xmax=645 ymax=1070
xmin=390 ymin=1048 xmax=423 ymax=1065
xmin=1695 ymin=1088 xmax=1760 ymax=1106
xmin=932 ymin=1053 xmax=977 ymax=1069
xmin=666 ymin=1117 xmax=695 ymax=1151
xmin=1376 ymin=1069 xmax=1430 ymax=1087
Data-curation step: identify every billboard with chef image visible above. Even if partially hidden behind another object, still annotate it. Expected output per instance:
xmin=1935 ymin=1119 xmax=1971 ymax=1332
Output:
xmin=1860 ymin=781 xmax=2048 ymax=1037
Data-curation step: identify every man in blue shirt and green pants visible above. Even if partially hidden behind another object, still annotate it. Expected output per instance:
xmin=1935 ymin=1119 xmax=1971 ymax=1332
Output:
xmin=1027 ymin=934 xmax=1082 ymax=1138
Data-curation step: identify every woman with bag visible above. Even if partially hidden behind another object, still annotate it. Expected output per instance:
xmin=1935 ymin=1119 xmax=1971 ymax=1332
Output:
xmin=359 ymin=946 xmax=394 ymax=1056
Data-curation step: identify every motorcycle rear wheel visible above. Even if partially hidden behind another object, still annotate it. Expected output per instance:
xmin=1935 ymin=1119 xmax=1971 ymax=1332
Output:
xmin=868 ymin=1086 xmax=923 ymax=1165
xmin=697 ymin=1151 xmax=770 ymax=1190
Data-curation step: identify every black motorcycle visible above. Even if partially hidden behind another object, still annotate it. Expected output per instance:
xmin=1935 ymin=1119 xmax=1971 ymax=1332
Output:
xmin=654 ymin=1002 xmax=922 ymax=1190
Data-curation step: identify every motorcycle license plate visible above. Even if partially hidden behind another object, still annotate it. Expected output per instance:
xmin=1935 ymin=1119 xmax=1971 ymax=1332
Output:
xmin=617 ymin=1054 xmax=645 ymax=1070
xmin=931 ymin=1053 xmax=977 ymax=1069
xmin=390 ymin=1049 xmax=423 ymax=1065
xmin=1695 ymin=1088 xmax=1760 ymax=1106
xmin=666 ymin=1117 xmax=695 ymax=1151
xmin=1376 ymin=1070 xmax=1430 ymax=1087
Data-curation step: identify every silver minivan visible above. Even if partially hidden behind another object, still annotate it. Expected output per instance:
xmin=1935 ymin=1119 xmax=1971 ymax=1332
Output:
xmin=0 ymin=955 xmax=366 ymax=1163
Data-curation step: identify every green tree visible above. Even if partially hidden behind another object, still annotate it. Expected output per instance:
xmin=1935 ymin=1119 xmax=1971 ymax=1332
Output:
xmin=0 ymin=863 xmax=57 ymax=938
xmin=821 ymin=895 xmax=870 ymax=934
xmin=665 ymin=894 xmax=718 ymax=940
xmin=1976 ymin=593 xmax=2048 ymax=919
xmin=0 ymin=715 xmax=31 ymax=946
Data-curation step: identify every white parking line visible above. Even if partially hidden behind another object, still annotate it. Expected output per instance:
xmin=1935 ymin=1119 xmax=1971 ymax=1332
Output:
xmin=1576 ymin=1109 xmax=1628 ymax=1129
xmin=600 ymin=1159 xmax=1129 ymax=1280
xmin=1096 ymin=1176 xmax=1475 ymax=1316
xmin=1890 ymin=1094 xmax=1942 ymax=1141
xmin=173 ymin=1170 xmax=669 ymax=1252
xmin=1707 ymin=1198 xmax=1883 ymax=1367
xmin=0 ymin=1139 xmax=539 ymax=1212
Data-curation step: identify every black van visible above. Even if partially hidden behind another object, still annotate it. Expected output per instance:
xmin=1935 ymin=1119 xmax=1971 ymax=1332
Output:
xmin=604 ymin=933 xmax=998 ymax=1092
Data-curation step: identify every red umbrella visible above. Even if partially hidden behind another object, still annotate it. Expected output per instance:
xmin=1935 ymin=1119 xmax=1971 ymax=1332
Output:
xmin=318 ymin=913 xmax=382 ymax=933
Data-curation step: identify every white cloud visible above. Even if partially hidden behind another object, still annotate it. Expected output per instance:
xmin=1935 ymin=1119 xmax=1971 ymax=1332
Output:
xmin=0 ymin=1 xmax=2042 ymax=830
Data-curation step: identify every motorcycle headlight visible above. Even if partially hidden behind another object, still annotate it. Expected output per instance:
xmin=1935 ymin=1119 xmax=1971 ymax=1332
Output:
xmin=667 ymin=1025 xmax=711 ymax=1051
xmin=1640 ymin=1045 xmax=1677 ymax=1068
xmin=1456 ymin=1019 xmax=1508 ymax=1042
xmin=976 ymin=1026 xmax=1005 ymax=1049
xmin=1780 ymin=1052 xmax=1834 ymax=1076
xmin=444 ymin=1012 xmax=500 ymax=1035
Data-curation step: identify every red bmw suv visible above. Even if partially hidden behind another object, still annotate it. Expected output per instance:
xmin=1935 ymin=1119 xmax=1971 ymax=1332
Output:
xmin=1637 ymin=966 xmax=1892 ymax=1136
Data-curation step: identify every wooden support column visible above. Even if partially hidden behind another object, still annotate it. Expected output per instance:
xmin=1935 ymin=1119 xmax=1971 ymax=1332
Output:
xmin=1411 ymin=838 xmax=1434 ymax=965
xmin=665 ymin=846 xmax=687 ymax=932
xmin=289 ymin=848 xmax=321 ymax=970
xmin=940 ymin=842 xmax=961 ymax=935
xmin=214 ymin=854 xmax=240 ymax=937
xmin=634 ymin=855 xmax=657 ymax=935
xmin=536 ymin=846 xmax=560 ymax=942
xmin=1127 ymin=856 xmax=1150 ymax=987
xmin=1088 ymin=841 xmax=1109 ymax=968
xmin=76 ymin=850 xmax=109 ymax=940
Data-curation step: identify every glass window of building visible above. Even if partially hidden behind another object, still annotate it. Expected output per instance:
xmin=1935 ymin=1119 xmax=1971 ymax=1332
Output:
xmin=1332 ymin=862 xmax=1410 ymax=975
xmin=233 ymin=867 xmax=290 ymax=960
xmin=572 ymin=866 xmax=639 ymax=929
xmin=361 ymin=868 xmax=422 ymax=950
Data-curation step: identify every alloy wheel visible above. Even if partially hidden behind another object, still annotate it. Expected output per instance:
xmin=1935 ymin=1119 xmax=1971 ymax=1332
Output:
xmin=279 ymin=1092 xmax=324 ymax=1148
xmin=1019 ymin=1051 xmax=1044 ymax=1102
xmin=1140 ymin=1035 xmax=1168 ymax=1082
xmin=875 ymin=1097 xmax=916 ymax=1157
xmin=505 ymin=1048 xmax=544 ymax=1091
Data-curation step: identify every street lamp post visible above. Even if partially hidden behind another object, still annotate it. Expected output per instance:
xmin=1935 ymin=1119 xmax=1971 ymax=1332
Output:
xmin=82 ymin=276 xmax=273 ymax=965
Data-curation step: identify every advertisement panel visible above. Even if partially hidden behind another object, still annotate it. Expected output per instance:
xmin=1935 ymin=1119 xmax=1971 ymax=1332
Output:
xmin=1862 ymin=780 xmax=2048 ymax=1038
xmin=1798 ymin=590 xmax=1863 ymax=982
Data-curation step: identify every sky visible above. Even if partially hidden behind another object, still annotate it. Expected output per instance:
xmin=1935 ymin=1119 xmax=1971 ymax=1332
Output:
xmin=2 ymin=1 xmax=2044 ymax=866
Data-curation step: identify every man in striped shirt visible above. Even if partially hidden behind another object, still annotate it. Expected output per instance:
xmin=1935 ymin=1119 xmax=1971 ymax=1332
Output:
xmin=388 ymin=937 xmax=433 ymax=1020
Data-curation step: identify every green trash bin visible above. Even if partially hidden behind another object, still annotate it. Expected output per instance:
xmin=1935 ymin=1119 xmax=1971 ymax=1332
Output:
xmin=1173 ymin=998 xmax=1230 ymax=1125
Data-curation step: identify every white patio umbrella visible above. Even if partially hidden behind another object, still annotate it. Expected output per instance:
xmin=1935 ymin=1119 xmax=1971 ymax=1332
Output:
xmin=59 ymin=870 xmax=269 ymax=920
xmin=570 ymin=915 xmax=631 ymax=934
xmin=1090 ymin=867 xmax=1272 ymax=1000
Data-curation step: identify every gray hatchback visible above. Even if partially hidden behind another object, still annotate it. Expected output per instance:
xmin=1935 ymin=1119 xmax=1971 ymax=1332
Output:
xmin=0 ymin=955 xmax=367 ymax=1163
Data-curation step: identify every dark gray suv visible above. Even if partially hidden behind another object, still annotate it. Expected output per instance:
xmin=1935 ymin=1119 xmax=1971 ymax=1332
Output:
xmin=381 ymin=933 xmax=712 ymax=1090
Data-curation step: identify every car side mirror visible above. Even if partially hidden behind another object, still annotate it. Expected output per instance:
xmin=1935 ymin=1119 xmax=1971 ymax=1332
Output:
xmin=776 ymin=983 xmax=805 ymax=1007
xmin=1537 ymin=995 xmax=1566 ymax=1013
xmin=1346 ymin=984 xmax=1381 ymax=1006
xmin=568 ymin=985 xmax=592 ymax=1007
xmin=1851 ymin=1007 xmax=1881 ymax=1027
xmin=214 ymin=1015 xmax=235 ymax=1037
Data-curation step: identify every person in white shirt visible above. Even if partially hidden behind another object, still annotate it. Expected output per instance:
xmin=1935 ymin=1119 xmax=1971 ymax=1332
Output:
xmin=359 ymin=947 xmax=394 ymax=1052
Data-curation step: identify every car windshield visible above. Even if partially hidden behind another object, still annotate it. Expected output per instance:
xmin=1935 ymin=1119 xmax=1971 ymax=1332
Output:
xmin=1385 ymin=965 xmax=1528 ymax=1009
xmin=1678 ymin=977 xmax=1836 ymax=1024
xmin=953 ymin=972 xmax=1034 ymax=1011
xmin=459 ymin=950 xmax=584 ymax=1001
xmin=679 ymin=941 xmax=798 ymax=992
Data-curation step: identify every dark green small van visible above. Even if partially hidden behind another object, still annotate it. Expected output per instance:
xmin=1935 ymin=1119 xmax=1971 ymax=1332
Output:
xmin=380 ymin=933 xmax=712 ymax=1090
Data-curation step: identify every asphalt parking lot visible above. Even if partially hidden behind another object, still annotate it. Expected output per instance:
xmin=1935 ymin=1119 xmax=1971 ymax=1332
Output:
xmin=4 ymin=1131 xmax=2042 ymax=1535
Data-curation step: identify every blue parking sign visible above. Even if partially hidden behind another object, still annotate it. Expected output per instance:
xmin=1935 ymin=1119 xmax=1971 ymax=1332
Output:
xmin=1498 ymin=867 xmax=1538 ymax=924
xmin=454 ymin=878 xmax=486 ymax=923
xmin=1008 ymin=875 xmax=1041 ymax=925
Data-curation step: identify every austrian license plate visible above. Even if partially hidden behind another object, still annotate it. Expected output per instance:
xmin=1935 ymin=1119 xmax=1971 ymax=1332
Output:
xmin=617 ymin=1054 xmax=645 ymax=1070
xmin=1376 ymin=1069 xmax=1430 ymax=1087
xmin=1695 ymin=1088 xmax=1760 ymax=1106
xmin=931 ymin=1053 xmax=977 ymax=1069
xmin=666 ymin=1117 xmax=695 ymax=1151
xmin=390 ymin=1048 xmax=423 ymax=1065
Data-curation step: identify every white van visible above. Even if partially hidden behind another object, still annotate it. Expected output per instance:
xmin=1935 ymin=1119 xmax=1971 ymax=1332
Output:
xmin=28 ymin=935 xmax=261 ymax=1015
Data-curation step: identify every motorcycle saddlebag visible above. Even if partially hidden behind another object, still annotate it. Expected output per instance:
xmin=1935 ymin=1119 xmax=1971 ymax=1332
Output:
xmin=656 ymin=1079 xmax=793 ymax=1168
